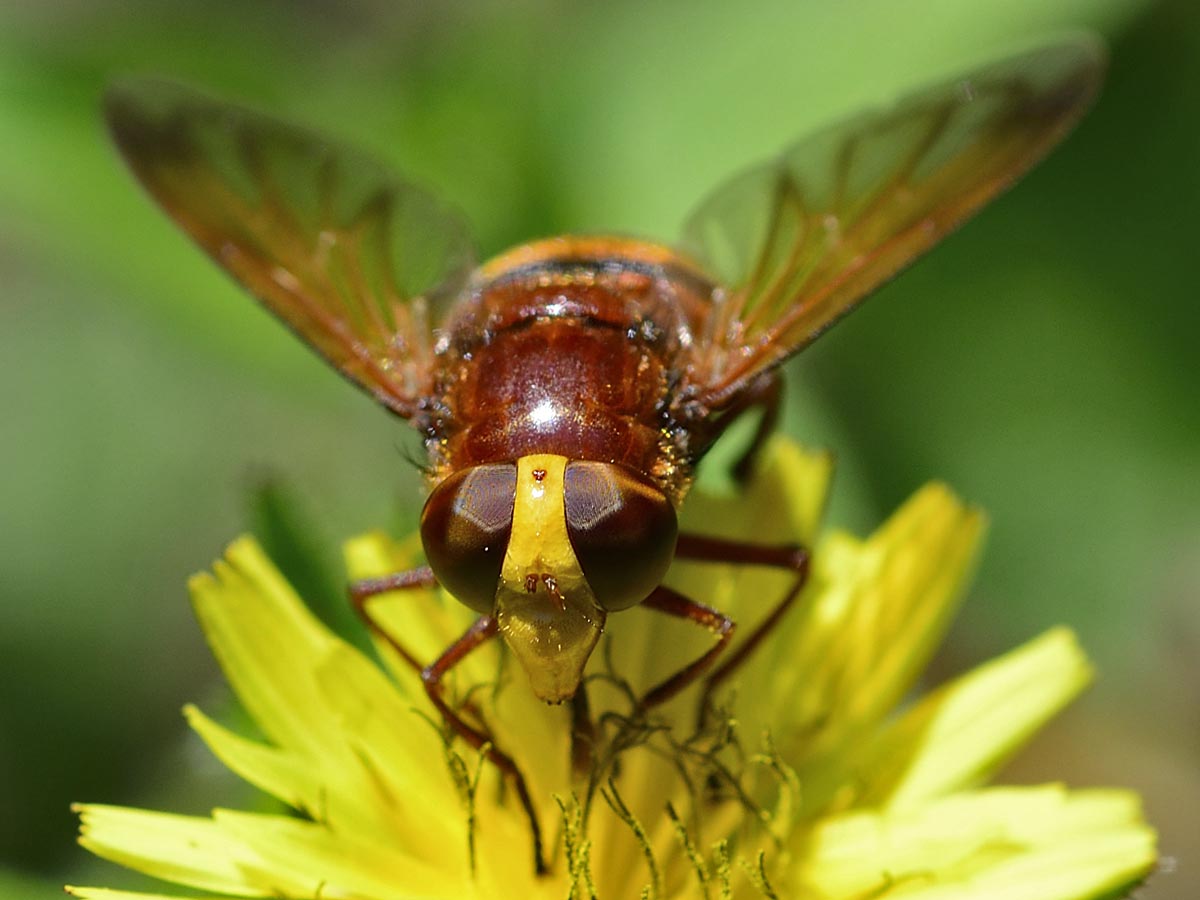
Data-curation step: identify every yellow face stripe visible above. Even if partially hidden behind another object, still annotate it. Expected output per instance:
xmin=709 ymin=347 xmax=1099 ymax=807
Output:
xmin=495 ymin=454 xmax=604 ymax=703
xmin=501 ymin=454 xmax=585 ymax=591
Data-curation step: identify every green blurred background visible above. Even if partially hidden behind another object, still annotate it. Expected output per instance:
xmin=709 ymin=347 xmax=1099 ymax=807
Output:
xmin=1 ymin=0 xmax=1196 ymax=896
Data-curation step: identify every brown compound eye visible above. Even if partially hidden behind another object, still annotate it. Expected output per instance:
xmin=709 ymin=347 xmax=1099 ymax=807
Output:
xmin=563 ymin=461 xmax=677 ymax=611
xmin=420 ymin=463 xmax=517 ymax=614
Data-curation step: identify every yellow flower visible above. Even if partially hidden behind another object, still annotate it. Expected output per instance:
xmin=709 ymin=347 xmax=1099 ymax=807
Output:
xmin=69 ymin=439 xmax=1156 ymax=899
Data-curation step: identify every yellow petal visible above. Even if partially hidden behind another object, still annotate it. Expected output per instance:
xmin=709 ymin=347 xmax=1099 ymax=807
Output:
xmin=309 ymin=644 xmax=456 ymax=805
xmin=849 ymin=628 xmax=1094 ymax=810
xmin=184 ymin=704 xmax=319 ymax=814
xmin=74 ymin=804 xmax=265 ymax=897
xmin=794 ymin=785 xmax=1156 ymax=900
xmin=212 ymin=808 xmax=470 ymax=899
xmin=189 ymin=537 xmax=341 ymax=759
xmin=191 ymin=539 xmax=441 ymax=842
xmin=67 ymin=889 xmax=229 ymax=900
xmin=766 ymin=483 xmax=986 ymax=772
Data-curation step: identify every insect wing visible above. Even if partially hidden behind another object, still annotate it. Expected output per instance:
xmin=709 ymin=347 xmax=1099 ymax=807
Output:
xmin=679 ymin=40 xmax=1104 ymax=403
xmin=105 ymin=79 xmax=476 ymax=417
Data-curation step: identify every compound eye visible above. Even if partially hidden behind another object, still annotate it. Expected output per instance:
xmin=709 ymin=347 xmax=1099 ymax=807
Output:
xmin=420 ymin=464 xmax=517 ymax=614
xmin=563 ymin=462 xmax=677 ymax=611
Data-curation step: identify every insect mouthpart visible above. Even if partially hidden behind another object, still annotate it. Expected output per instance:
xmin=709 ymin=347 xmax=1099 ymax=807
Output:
xmin=495 ymin=571 xmax=605 ymax=704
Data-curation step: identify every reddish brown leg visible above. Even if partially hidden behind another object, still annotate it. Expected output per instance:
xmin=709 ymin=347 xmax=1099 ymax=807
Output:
xmin=348 ymin=570 xmax=546 ymax=875
xmin=674 ymin=534 xmax=810 ymax=722
xmin=696 ymin=372 xmax=782 ymax=483
xmin=350 ymin=566 xmax=491 ymax=724
xmin=570 ymin=682 xmax=596 ymax=781
xmin=636 ymin=586 xmax=736 ymax=713
xmin=349 ymin=566 xmax=435 ymax=673
xmin=422 ymin=617 xmax=546 ymax=873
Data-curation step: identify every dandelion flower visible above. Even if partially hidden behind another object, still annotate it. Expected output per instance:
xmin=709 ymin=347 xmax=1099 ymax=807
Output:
xmin=70 ymin=438 xmax=1157 ymax=899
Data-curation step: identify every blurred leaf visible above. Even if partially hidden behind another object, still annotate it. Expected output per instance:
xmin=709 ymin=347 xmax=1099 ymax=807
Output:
xmin=247 ymin=478 xmax=372 ymax=656
xmin=0 ymin=865 xmax=59 ymax=900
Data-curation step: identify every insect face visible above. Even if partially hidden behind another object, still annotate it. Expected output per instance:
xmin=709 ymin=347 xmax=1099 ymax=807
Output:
xmin=420 ymin=455 xmax=677 ymax=702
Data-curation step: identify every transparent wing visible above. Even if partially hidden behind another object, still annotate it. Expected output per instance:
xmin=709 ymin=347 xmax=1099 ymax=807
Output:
xmin=679 ymin=40 xmax=1104 ymax=403
xmin=105 ymin=78 xmax=476 ymax=417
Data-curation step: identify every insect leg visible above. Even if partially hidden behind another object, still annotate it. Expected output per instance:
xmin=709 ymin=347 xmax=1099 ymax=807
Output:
xmin=424 ymin=616 xmax=547 ymax=875
xmin=570 ymin=681 xmax=596 ymax=781
xmin=674 ymin=534 xmax=810 ymax=722
xmin=348 ymin=566 xmax=436 ymax=673
xmin=350 ymin=571 xmax=546 ymax=874
xmin=635 ymin=586 xmax=735 ymax=712
xmin=695 ymin=372 xmax=782 ymax=482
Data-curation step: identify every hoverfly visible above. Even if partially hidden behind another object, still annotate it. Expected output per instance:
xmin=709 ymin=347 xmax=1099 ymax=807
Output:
xmin=106 ymin=39 xmax=1102 ymax=872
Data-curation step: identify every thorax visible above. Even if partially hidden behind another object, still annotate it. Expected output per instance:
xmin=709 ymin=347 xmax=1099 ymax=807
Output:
xmin=424 ymin=237 xmax=713 ymax=497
